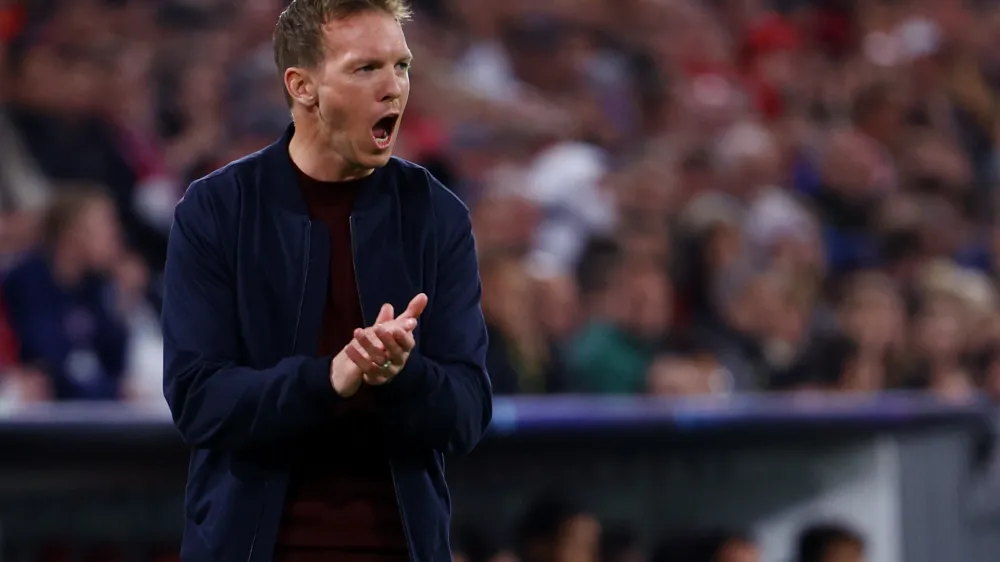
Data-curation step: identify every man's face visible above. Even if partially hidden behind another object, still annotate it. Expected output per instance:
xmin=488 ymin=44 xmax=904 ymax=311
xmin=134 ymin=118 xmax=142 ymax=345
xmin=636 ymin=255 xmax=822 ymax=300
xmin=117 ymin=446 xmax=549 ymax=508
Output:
xmin=73 ymin=198 xmax=123 ymax=272
xmin=312 ymin=10 xmax=411 ymax=170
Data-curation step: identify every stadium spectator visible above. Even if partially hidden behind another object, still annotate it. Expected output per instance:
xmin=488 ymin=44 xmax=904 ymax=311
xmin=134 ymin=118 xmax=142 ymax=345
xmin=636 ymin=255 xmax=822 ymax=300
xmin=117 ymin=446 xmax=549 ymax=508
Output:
xmin=2 ymin=187 xmax=130 ymax=400
xmin=795 ymin=522 xmax=866 ymax=562
xmin=3 ymin=0 xmax=998 ymax=406
xmin=481 ymin=250 xmax=568 ymax=394
xmin=650 ymin=530 xmax=760 ymax=562
xmin=515 ymin=494 xmax=601 ymax=562
xmin=599 ymin=525 xmax=645 ymax=562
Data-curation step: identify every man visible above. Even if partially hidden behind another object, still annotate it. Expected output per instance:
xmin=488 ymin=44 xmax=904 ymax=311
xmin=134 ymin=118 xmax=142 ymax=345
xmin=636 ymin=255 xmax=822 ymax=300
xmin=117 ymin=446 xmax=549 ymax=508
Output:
xmin=161 ymin=1 xmax=492 ymax=561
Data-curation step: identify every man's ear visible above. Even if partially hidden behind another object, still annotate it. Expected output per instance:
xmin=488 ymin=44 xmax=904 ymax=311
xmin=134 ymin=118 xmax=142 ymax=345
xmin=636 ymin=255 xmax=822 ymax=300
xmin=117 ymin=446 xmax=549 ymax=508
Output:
xmin=284 ymin=67 xmax=317 ymax=107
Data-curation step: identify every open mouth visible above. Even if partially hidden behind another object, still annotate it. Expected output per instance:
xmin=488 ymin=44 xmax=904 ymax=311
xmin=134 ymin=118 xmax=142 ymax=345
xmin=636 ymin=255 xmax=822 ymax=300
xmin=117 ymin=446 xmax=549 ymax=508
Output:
xmin=371 ymin=113 xmax=399 ymax=150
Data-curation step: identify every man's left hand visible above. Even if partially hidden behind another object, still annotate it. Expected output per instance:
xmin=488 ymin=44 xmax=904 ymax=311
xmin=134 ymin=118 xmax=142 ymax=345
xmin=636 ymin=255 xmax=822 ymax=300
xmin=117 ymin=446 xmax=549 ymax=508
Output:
xmin=344 ymin=293 xmax=427 ymax=385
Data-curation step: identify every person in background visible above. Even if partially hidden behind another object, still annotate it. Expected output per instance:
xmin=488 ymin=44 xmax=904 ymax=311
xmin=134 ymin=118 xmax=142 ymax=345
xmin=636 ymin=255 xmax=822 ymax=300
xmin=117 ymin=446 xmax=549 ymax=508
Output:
xmin=568 ymin=250 xmax=672 ymax=394
xmin=599 ymin=525 xmax=645 ymax=562
xmin=901 ymin=265 xmax=978 ymax=399
xmin=2 ymin=186 xmax=129 ymax=400
xmin=776 ymin=334 xmax=871 ymax=393
xmin=647 ymin=350 xmax=727 ymax=397
xmin=650 ymin=530 xmax=759 ymax=562
xmin=836 ymin=272 xmax=905 ymax=380
xmin=480 ymin=250 xmax=566 ymax=394
xmin=452 ymin=525 xmax=517 ymax=562
xmin=515 ymin=494 xmax=601 ymax=562
xmin=795 ymin=523 xmax=865 ymax=562
xmin=970 ymin=343 xmax=1000 ymax=402
xmin=815 ymin=83 xmax=903 ymax=272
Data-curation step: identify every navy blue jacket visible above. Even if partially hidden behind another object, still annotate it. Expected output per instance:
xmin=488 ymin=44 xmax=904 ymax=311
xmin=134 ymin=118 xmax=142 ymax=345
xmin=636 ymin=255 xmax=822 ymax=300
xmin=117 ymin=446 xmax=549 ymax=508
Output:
xmin=161 ymin=126 xmax=493 ymax=562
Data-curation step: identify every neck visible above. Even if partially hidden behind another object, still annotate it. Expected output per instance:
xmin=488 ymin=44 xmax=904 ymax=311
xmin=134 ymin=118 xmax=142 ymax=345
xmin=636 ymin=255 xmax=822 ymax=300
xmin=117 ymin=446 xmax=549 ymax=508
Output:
xmin=288 ymin=113 xmax=373 ymax=182
xmin=51 ymin=246 xmax=86 ymax=288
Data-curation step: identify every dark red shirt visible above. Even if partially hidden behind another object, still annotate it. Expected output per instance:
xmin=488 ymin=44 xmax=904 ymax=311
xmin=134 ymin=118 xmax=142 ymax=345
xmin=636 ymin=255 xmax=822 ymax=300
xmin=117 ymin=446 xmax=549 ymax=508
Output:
xmin=274 ymin=164 xmax=408 ymax=562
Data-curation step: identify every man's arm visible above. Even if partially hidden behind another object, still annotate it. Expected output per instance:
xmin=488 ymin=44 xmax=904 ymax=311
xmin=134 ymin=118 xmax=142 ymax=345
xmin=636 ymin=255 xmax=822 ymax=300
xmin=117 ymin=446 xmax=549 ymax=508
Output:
xmin=162 ymin=181 xmax=342 ymax=452
xmin=377 ymin=204 xmax=493 ymax=454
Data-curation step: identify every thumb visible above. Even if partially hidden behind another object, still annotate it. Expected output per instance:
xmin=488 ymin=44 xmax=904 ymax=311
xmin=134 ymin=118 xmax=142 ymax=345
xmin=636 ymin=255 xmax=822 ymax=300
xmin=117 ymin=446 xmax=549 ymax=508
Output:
xmin=398 ymin=293 xmax=428 ymax=320
xmin=375 ymin=303 xmax=394 ymax=324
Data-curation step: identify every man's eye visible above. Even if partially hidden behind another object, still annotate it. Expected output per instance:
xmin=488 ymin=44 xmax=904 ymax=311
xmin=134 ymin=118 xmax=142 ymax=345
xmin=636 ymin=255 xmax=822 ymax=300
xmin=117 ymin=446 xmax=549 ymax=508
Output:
xmin=396 ymin=62 xmax=410 ymax=71
xmin=357 ymin=65 xmax=376 ymax=73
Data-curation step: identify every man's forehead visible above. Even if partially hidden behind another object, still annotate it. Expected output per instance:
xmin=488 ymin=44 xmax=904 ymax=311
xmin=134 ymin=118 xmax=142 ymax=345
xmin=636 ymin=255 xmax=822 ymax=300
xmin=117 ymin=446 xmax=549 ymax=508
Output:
xmin=320 ymin=12 xmax=409 ymax=60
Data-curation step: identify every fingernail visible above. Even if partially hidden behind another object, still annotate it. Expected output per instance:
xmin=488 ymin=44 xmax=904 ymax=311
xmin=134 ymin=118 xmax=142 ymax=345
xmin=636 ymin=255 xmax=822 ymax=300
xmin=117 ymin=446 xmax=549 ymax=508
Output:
xmin=405 ymin=319 xmax=416 ymax=329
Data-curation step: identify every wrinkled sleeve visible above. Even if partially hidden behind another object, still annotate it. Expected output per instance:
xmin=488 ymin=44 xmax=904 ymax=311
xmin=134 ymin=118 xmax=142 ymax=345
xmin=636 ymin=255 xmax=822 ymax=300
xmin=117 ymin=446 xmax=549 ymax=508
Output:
xmin=379 ymin=205 xmax=492 ymax=454
xmin=162 ymin=181 xmax=341 ymax=452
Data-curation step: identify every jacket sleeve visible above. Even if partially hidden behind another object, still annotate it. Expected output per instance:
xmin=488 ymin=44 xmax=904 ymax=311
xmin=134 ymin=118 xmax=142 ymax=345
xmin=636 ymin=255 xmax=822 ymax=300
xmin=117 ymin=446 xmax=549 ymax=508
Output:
xmin=162 ymin=181 xmax=342 ymax=452
xmin=378 ymin=204 xmax=493 ymax=454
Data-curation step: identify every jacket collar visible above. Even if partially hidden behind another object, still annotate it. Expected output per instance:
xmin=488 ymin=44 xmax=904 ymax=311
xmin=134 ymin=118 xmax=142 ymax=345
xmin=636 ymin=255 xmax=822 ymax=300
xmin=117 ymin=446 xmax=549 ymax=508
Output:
xmin=259 ymin=124 xmax=309 ymax=216
xmin=259 ymin=123 xmax=389 ymax=218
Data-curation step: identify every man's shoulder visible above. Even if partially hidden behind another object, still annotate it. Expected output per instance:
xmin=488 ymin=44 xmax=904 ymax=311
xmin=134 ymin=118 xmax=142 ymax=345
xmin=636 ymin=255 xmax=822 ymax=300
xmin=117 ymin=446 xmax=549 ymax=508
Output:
xmin=385 ymin=156 xmax=469 ymax=219
xmin=177 ymin=149 xmax=272 ymax=218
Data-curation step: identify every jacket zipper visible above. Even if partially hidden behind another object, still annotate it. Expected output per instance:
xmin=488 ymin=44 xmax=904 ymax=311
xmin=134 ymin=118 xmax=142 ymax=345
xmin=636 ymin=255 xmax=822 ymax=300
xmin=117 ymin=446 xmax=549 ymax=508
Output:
xmin=246 ymin=223 xmax=311 ymax=562
xmin=245 ymin=480 xmax=268 ymax=562
xmin=291 ymin=220 xmax=311 ymax=351
xmin=350 ymin=214 xmax=415 ymax=562
xmin=246 ymin=525 xmax=257 ymax=562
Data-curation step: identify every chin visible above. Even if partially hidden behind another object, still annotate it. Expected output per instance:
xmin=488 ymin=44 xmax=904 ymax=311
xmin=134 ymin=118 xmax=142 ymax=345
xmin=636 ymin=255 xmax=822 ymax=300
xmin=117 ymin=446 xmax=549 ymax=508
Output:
xmin=362 ymin=151 xmax=395 ymax=168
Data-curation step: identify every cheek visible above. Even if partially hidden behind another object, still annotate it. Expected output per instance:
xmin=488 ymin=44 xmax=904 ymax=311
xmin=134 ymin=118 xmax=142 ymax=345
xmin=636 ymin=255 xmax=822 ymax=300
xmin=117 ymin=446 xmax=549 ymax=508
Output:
xmin=400 ymin=81 xmax=411 ymax=107
xmin=316 ymin=90 xmax=353 ymax=129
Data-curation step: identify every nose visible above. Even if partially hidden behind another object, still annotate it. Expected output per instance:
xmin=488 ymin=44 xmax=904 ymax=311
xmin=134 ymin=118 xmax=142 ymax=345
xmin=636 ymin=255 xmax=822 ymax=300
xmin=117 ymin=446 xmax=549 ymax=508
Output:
xmin=380 ymin=71 xmax=404 ymax=103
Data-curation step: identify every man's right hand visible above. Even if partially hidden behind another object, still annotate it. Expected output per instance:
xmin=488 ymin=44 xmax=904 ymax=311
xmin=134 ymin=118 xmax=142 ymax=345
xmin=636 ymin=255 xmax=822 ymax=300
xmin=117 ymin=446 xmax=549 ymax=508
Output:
xmin=329 ymin=293 xmax=426 ymax=397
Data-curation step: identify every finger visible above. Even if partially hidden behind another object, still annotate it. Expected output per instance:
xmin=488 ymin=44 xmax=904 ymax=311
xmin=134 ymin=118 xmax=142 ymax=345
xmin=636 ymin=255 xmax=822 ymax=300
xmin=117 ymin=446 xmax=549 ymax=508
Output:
xmin=354 ymin=328 xmax=387 ymax=366
xmin=397 ymin=293 xmax=428 ymax=320
xmin=375 ymin=303 xmax=394 ymax=324
xmin=363 ymin=372 xmax=392 ymax=386
xmin=374 ymin=324 xmax=404 ymax=358
xmin=352 ymin=328 xmax=386 ymax=366
xmin=379 ymin=316 xmax=417 ymax=333
xmin=391 ymin=328 xmax=416 ymax=352
xmin=344 ymin=340 xmax=377 ymax=373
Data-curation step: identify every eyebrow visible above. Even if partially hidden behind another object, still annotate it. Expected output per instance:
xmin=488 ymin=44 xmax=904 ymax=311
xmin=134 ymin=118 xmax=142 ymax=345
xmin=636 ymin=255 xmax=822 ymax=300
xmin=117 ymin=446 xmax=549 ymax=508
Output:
xmin=347 ymin=52 xmax=413 ymax=67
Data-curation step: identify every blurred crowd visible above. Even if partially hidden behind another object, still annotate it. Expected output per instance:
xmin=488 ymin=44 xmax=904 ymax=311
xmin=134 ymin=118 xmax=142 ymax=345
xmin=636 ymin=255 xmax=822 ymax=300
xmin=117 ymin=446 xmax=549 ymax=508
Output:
xmin=4 ymin=0 xmax=1000 ymax=405
xmin=1 ymin=0 xmax=991 ymax=561
xmin=452 ymin=495 xmax=865 ymax=562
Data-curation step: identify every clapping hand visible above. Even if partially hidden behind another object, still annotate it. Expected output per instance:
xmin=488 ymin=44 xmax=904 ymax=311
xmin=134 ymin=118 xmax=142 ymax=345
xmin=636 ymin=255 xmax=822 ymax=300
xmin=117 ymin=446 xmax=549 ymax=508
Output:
xmin=345 ymin=293 xmax=427 ymax=386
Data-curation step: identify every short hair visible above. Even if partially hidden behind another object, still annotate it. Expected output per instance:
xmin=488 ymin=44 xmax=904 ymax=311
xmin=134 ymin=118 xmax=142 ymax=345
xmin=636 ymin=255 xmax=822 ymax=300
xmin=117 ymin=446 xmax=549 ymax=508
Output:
xmin=273 ymin=0 xmax=413 ymax=107
xmin=600 ymin=525 xmax=641 ymax=562
xmin=42 ymin=185 xmax=112 ymax=250
xmin=650 ymin=530 xmax=753 ymax=562
xmin=514 ymin=494 xmax=583 ymax=556
xmin=796 ymin=523 xmax=864 ymax=562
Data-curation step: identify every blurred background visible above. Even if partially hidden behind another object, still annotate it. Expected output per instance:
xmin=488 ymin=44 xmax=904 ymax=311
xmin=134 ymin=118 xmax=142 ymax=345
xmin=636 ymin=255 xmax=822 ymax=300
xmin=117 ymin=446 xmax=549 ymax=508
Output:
xmin=5 ymin=0 xmax=1000 ymax=561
